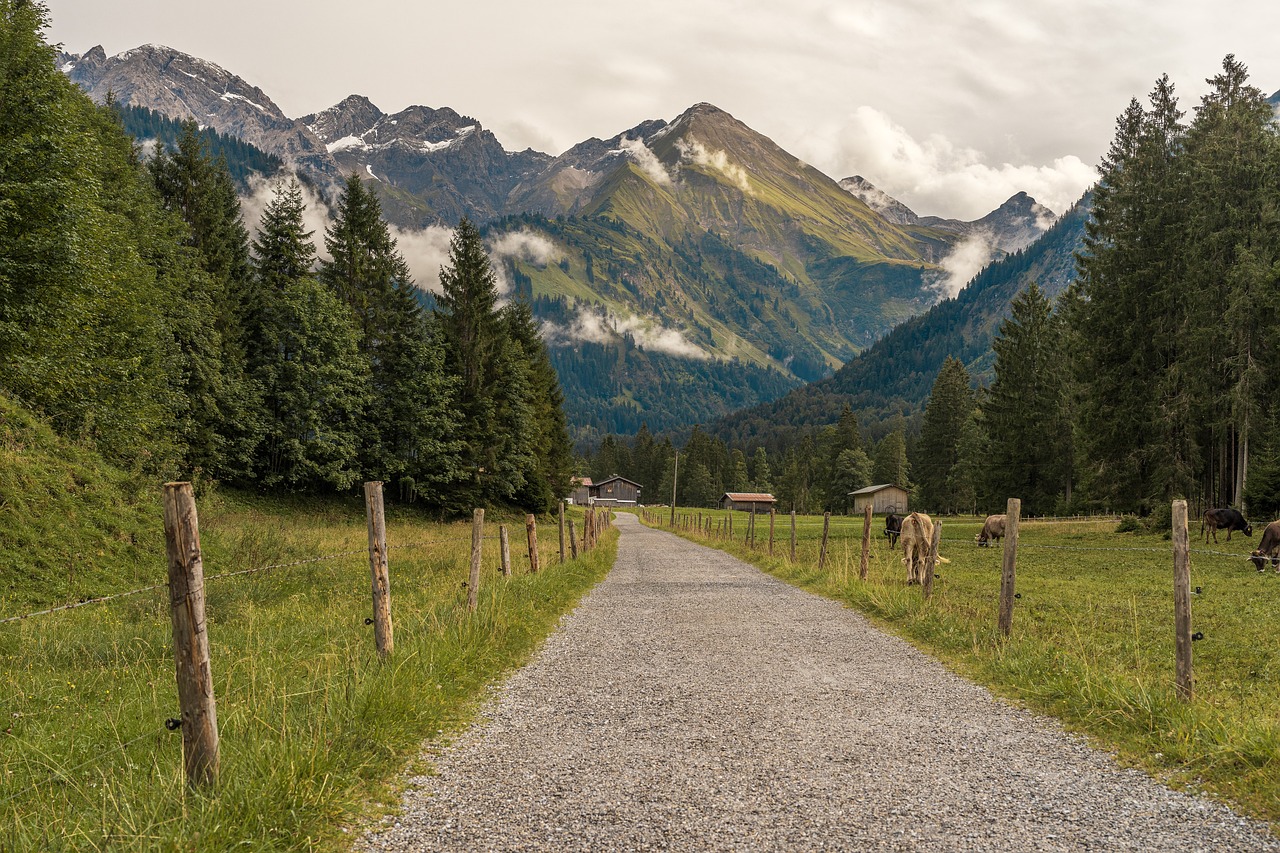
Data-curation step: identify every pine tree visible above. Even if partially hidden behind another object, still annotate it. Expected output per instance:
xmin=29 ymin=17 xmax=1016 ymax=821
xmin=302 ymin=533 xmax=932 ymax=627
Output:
xmin=250 ymin=178 xmax=367 ymax=490
xmin=915 ymin=357 xmax=976 ymax=513
xmin=985 ymin=284 xmax=1072 ymax=515
xmin=872 ymin=431 xmax=910 ymax=489
xmin=750 ymin=446 xmax=773 ymax=491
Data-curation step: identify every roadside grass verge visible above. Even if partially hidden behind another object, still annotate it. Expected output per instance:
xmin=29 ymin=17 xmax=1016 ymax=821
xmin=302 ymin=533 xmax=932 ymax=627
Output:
xmin=1 ymin=492 xmax=614 ymax=851
xmin=645 ymin=509 xmax=1280 ymax=825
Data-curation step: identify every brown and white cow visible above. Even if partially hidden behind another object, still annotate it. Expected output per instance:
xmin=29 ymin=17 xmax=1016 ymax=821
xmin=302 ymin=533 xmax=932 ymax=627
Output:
xmin=899 ymin=512 xmax=948 ymax=584
xmin=975 ymin=514 xmax=1007 ymax=547
xmin=1248 ymin=520 xmax=1280 ymax=573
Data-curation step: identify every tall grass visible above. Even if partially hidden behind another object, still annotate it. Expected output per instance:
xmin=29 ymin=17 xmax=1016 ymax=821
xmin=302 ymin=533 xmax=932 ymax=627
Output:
xmin=649 ymin=509 xmax=1280 ymax=825
xmin=1 ymin=492 xmax=614 ymax=850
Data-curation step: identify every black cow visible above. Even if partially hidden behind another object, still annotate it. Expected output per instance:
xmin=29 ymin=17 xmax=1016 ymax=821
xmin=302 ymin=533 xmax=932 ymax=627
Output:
xmin=1201 ymin=508 xmax=1253 ymax=543
xmin=1249 ymin=520 xmax=1280 ymax=572
xmin=884 ymin=512 xmax=903 ymax=550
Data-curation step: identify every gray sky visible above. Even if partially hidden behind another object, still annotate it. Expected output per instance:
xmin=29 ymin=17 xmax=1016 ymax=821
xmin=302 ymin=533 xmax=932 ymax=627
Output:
xmin=47 ymin=0 xmax=1280 ymax=220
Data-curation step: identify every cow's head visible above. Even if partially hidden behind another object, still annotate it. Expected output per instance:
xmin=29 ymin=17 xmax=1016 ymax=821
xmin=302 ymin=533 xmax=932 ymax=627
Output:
xmin=974 ymin=533 xmax=989 ymax=547
xmin=1249 ymin=550 xmax=1276 ymax=571
xmin=1245 ymin=522 xmax=1254 ymax=537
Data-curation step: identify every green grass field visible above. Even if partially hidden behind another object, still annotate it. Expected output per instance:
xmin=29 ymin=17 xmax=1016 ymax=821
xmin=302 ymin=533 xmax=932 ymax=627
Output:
xmin=1 ymin=492 xmax=614 ymax=851
xmin=644 ymin=507 xmax=1280 ymax=826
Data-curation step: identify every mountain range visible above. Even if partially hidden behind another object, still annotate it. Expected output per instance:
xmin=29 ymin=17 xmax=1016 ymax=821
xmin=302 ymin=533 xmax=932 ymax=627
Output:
xmin=59 ymin=42 xmax=1062 ymax=445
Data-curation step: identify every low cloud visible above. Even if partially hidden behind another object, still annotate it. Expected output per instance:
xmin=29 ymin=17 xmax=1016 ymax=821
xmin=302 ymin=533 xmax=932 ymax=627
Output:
xmin=489 ymin=229 xmax=561 ymax=265
xmin=798 ymin=106 xmax=1098 ymax=219
xmin=931 ymin=230 xmax=997 ymax=298
xmin=543 ymin=304 xmax=709 ymax=360
xmin=615 ymin=136 xmax=673 ymax=186
xmin=389 ymin=224 xmax=456 ymax=294
xmin=676 ymin=138 xmax=753 ymax=194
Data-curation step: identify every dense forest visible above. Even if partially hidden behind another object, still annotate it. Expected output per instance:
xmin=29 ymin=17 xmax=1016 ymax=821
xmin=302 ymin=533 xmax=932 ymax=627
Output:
xmin=0 ymin=1 xmax=571 ymax=515
xmin=114 ymin=102 xmax=284 ymax=188
xmin=589 ymin=57 xmax=1280 ymax=520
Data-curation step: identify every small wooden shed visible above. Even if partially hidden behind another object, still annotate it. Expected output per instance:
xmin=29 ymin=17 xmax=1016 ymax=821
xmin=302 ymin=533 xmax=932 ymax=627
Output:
xmin=569 ymin=477 xmax=593 ymax=505
xmin=849 ymin=484 xmax=908 ymax=515
xmin=719 ymin=492 xmax=777 ymax=513
xmin=591 ymin=475 xmax=642 ymax=507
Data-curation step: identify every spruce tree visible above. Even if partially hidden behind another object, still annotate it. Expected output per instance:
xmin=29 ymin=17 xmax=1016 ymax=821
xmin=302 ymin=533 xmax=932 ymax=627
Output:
xmin=985 ymin=284 xmax=1072 ymax=515
xmin=872 ymin=431 xmax=910 ymax=489
xmin=916 ymin=357 xmax=976 ymax=513
xmin=250 ymin=179 xmax=367 ymax=490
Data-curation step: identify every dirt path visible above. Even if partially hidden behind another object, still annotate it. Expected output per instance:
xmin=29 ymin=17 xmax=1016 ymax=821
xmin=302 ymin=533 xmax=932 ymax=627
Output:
xmin=360 ymin=513 xmax=1277 ymax=851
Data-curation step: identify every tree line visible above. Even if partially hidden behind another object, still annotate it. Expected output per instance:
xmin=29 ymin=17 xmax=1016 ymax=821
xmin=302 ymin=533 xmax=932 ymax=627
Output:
xmin=0 ymin=1 xmax=571 ymax=515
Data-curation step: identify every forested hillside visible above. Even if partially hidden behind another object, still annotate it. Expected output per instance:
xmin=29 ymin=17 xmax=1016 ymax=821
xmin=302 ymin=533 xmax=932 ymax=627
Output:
xmin=711 ymin=195 xmax=1090 ymax=453
xmin=114 ymin=103 xmax=283 ymax=187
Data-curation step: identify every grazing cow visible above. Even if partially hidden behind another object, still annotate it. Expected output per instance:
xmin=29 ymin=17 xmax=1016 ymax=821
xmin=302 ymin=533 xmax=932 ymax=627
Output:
xmin=884 ymin=512 xmax=903 ymax=550
xmin=975 ymin=514 xmax=1007 ymax=547
xmin=899 ymin=512 xmax=948 ymax=584
xmin=1248 ymin=520 xmax=1280 ymax=572
xmin=1201 ymin=508 xmax=1253 ymax=543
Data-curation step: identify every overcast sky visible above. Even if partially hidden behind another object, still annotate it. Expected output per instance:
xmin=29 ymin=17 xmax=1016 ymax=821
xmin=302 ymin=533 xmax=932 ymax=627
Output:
xmin=47 ymin=0 xmax=1280 ymax=220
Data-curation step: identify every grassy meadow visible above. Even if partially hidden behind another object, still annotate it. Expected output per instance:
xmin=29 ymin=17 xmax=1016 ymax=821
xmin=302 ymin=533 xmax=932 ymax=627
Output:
xmin=644 ymin=507 xmax=1280 ymax=825
xmin=1 ymin=491 xmax=614 ymax=851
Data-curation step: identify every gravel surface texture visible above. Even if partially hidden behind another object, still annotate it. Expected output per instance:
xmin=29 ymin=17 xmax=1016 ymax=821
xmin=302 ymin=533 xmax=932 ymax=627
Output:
xmin=359 ymin=513 xmax=1278 ymax=851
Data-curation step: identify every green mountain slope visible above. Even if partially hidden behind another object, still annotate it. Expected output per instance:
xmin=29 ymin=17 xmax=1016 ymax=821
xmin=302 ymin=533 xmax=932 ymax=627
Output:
xmin=711 ymin=194 xmax=1092 ymax=451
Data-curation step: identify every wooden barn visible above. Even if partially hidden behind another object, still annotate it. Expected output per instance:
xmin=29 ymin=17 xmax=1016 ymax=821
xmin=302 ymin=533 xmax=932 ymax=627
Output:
xmin=590 ymin=475 xmax=642 ymax=507
xmin=569 ymin=477 xmax=593 ymax=505
xmin=719 ymin=492 xmax=777 ymax=513
xmin=849 ymin=484 xmax=909 ymax=515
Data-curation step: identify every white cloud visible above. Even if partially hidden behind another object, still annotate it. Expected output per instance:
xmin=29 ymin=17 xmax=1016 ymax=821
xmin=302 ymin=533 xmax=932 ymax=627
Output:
xmin=797 ymin=106 xmax=1098 ymax=219
xmin=489 ymin=228 xmax=561 ymax=266
xmin=543 ymin=304 xmax=710 ymax=360
xmin=676 ymin=138 xmax=753 ymax=194
xmin=615 ymin=136 xmax=673 ymax=186
xmin=931 ymin=231 xmax=997 ymax=299
xmin=389 ymin=224 xmax=455 ymax=294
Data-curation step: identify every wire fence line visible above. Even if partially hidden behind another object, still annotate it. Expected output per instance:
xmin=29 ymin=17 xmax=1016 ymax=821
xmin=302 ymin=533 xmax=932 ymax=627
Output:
xmin=1 ymin=516 xmax=600 ymax=628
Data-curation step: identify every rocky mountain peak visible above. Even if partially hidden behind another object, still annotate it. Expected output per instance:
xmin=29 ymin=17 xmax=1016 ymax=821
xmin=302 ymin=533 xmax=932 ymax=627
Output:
xmin=302 ymin=94 xmax=384 ymax=142
xmin=839 ymin=176 xmax=920 ymax=226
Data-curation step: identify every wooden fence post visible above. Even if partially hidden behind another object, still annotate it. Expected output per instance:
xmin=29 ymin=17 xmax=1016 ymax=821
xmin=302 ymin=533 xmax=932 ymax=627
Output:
xmin=1173 ymin=499 xmax=1193 ymax=701
xmin=670 ymin=451 xmax=679 ymax=527
xmin=499 ymin=524 xmax=511 ymax=577
xmin=748 ymin=510 xmax=756 ymax=548
xmin=859 ymin=504 xmax=871 ymax=581
xmin=469 ymin=509 xmax=483 ymax=612
xmin=818 ymin=512 xmax=831 ymax=570
xmin=790 ymin=510 xmax=797 ymax=562
xmin=923 ymin=519 xmax=941 ymax=599
xmin=526 ymin=514 xmax=540 ymax=573
xmin=769 ymin=509 xmax=776 ymax=557
xmin=998 ymin=498 xmax=1021 ymax=636
xmin=163 ymin=482 xmax=220 ymax=789
xmin=559 ymin=502 xmax=566 ymax=564
xmin=568 ymin=518 xmax=579 ymax=559
xmin=364 ymin=481 xmax=393 ymax=658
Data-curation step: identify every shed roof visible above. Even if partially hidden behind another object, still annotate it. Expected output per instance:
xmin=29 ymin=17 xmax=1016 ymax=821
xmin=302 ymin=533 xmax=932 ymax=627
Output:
xmin=573 ymin=477 xmax=594 ymax=487
xmin=721 ymin=492 xmax=777 ymax=503
xmin=848 ymin=483 xmax=907 ymax=496
xmin=594 ymin=475 xmax=642 ymax=488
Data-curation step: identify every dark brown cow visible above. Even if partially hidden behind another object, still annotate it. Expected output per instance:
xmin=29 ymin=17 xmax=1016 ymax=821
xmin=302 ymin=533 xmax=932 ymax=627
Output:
xmin=884 ymin=512 xmax=903 ymax=550
xmin=1248 ymin=520 xmax=1280 ymax=572
xmin=1201 ymin=508 xmax=1252 ymax=543
xmin=975 ymin=514 xmax=1007 ymax=547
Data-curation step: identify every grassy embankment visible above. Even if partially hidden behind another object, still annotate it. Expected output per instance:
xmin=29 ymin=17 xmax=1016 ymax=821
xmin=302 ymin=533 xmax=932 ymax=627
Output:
xmin=644 ymin=507 xmax=1280 ymax=825
xmin=1 ymin=396 xmax=615 ymax=850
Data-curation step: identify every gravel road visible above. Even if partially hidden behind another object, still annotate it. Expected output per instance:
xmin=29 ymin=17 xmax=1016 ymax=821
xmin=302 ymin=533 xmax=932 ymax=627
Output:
xmin=359 ymin=513 xmax=1278 ymax=851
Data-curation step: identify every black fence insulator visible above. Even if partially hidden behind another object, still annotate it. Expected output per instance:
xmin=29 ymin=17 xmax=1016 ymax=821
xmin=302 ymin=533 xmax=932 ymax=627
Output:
xmin=164 ymin=718 xmax=182 ymax=731
xmin=364 ymin=617 xmax=374 ymax=626
xmin=1192 ymin=631 xmax=1205 ymax=641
